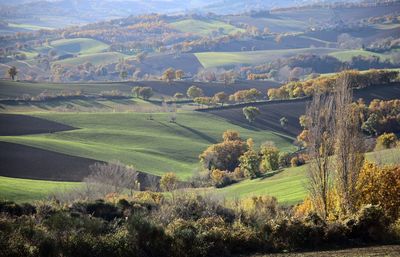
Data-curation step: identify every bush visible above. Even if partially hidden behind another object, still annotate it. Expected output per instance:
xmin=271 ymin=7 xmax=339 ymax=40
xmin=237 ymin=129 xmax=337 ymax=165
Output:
xmin=290 ymin=156 xmax=305 ymax=167
xmin=375 ymin=132 xmax=398 ymax=150
xmin=70 ymin=200 xmax=122 ymax=221
xmin=350 ymin=205 xmax=391 ymax=243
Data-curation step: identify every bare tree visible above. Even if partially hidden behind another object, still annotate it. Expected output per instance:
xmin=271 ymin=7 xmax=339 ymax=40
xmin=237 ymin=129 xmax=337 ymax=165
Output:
xmin=333 ymin=74 xmax=365 ymax=215
xmin=306 ymin=92 xmax=335 ymax=219
xmin=85 ymin=161 xmax=139 ymax=196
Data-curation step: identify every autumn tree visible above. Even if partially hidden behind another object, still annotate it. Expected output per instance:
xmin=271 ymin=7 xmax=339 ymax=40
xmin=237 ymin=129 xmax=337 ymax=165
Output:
xmin=239 ymin=139 xmax=261 ymax=179
xmin=243 ymin=106 xmax=260 ymax=123
xmin=187 ymin=85 xmax=204 ymax=99
xmin=214 ymin=91 xmax=228 ymax=106
xmin=356 ymin=162 xmax=400 ymax=220
xmin=160 ymin=172 xmax=177 ymax=192
xmin=375 ymin=132 xmax=397 ymax=150
xmin=199 ymin=130 xmax=247 ymax=172
xmin=8 ymin=66 xmax=17 ymax=80
xmin=162 ymin=68 xmax=175 ymax=82
xmin=175 ymin=69 xmax=184 ymax=80
xmin=260 ymin=143 xmax=280 ymax=172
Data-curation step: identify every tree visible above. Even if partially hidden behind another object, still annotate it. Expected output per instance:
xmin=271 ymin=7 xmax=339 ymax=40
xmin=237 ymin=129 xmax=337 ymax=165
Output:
xmin=280 ymin=117 xmax=288 ymax=128
xmin=139 ymin=87 xmax=153 ymax=100
xmin=356 ymin=162 xmax=400 ymax=220
xmin=199 ymin=130 xmax=247 ymax=172
xmin=175 ymin=70 xmax=184 ymax=80
xmin=375 ymin=133 xmax=397 ymax=150
xmin=8 ymin=66 xmax=17 ymax=80
xmin=243 ymin=106 xmax=260 ymax=123
xmin=306 ymin=91 xmax=335 ymax=219
xmin=333 ymin=74 xmax=365 ymax=216
xmin=260 ymin=143 xmax=279 ymax=172
xmin=132 ymin=86 xmax=141 ymax=98
xmin=239 ymin=139 xmax=261 ymax=179
xmin=162 ymin=68 xmax=175 ymax=82
xmin=214 ymin=92 xmax=228 ymax=106
xmin=160 ymin=172 xmax=177 ymax=192
xmin=187 ymin=86 xmax=203 ymax=99
xmin=85 ymin=161 xmax=139 ymax=197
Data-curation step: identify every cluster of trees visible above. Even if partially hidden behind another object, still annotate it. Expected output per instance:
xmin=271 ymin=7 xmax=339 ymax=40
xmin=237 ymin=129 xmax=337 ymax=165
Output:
xmin=298 ymin=98 xmax=400 ymax=148
xmin=190 ymin=88 xmax=263 ymax=109
xmin=357 ymin=99 xmax=400 ymax=136
xmin=245 ymin=54 xmax=400 ymax=83
xmin=296 ymin=73 xmax=400 ymax=224
xmin=199 ymin=131 xmax=302 ymax=187
xmin=161 ymin=68 xmax=184 ymax=82
xmin=132 ymin=86 xmax=154 ymax=100
xmin=268 ymin=69 xmax=399 ymax=100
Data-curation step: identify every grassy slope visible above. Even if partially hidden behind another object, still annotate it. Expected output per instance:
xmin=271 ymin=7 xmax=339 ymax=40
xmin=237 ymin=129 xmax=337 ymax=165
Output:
xmin=329 ymin=49 xmax=398 ymax=62
xmin=170 ymin=19 xmax=244 ymax=36
xmin=195 ymin=48 xmax=338 ymax=68
xmin=49 ymin=38 xmax=109 ymax=55
xmin=0 ymin=80 xmax=134 ymax=99
xmin=0 ymin=176 xmax=79 ymax=203
xmin=0 ymin=112 xmax=295 ymax=178
xmin=212 ymin=147 xmax=400 ymax=205
xmin=54 ymin=52 xmax=127 ymax=66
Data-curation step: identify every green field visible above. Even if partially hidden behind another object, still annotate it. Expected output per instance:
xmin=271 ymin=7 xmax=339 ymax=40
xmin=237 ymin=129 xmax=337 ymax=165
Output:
xmin=170 ymin=19 xmax=244 ymax=36
xmin=0 ymin=176 xmax=79 ymax=203
xmin=329 ymin=49 xmax=397 ymax=63
xmin=0 ymin=80 xmax=134 ymax=99
xmin=0 ymin=112 xmax=295 ymax=178
xmin=49 ymin=38 xmax=109 ymax=55
xmin=8 ymin=23 xmax=53 ymax=31
xmin=54 ymin=52 xmax=127 ymax=66
xmin=195 ymin=48 xmax=338 ymax=68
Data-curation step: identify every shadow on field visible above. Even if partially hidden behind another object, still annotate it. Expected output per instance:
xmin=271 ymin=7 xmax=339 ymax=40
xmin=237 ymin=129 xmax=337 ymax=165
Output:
xmin=175 ymin=123 xmax=218 ymax=144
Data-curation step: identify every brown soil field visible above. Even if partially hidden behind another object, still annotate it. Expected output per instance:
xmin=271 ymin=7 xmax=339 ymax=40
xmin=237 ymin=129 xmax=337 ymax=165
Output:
xmin=0 ymin=141 xmax=97 ymax=181
xmin=251 ymin=245 xmax=400 ymax=257
xmin=204 ymin=85 xmax=400 ymax=137
xmin=0 ymin=113 xmax=75 ymax=136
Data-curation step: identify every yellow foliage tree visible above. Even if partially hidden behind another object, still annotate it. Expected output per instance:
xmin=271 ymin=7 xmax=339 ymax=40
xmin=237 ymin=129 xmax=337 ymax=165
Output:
xmin=356 ymin=162 xmax=400 ymax=220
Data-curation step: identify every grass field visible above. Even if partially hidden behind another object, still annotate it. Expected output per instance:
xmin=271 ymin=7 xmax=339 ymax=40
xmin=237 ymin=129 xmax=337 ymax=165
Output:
xmin=48 ymin=38 xmax=109 ymax=55
xmin=195 ymin=48 xmax=338 ymax=68
xmin=8 ymin=23 xmax=53 ymax=31
xmin=54 ymin=52 xmax=127 ymax=66
xmin=170 ymin=19 xmax=244 ymax=36
xmin=0 ymin=112 xmax=295 ymax=179
xmin=0 ymin=176 xmax=79 ymax=203
xmin=329 ymin=49 xmax=397 ymax=62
